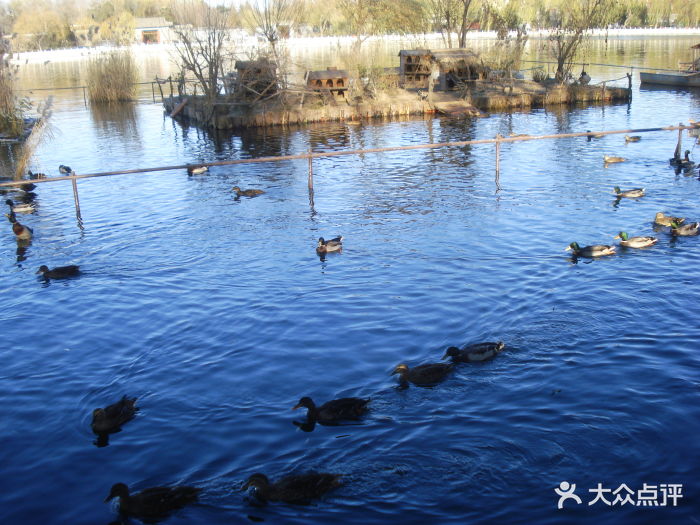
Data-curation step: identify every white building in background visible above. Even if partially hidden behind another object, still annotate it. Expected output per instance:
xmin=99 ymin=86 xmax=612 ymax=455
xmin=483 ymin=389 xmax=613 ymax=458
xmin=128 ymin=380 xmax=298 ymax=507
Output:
xmin=134 ymin=18 xmax=174 ymax=44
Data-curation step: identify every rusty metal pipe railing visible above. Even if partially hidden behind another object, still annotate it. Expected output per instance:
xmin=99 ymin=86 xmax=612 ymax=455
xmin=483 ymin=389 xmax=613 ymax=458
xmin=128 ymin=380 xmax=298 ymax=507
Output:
xmin=1 ymin=123 xmax=698 ymax=219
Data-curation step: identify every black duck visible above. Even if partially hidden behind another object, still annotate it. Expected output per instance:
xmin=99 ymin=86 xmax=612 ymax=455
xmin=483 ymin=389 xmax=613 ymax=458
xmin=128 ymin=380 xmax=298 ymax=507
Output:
xmin=293 ymin=396 xmax=370 ymax=424
xmin=391 ymin=362 xmax=453 ymax=386
xmin=443 ymin=341 xmax=506 ymax=362
xmin=105 ymin=482 xmax=200 ymax=521
xmin=243 ymin=472 xmax=342 ymax=504
xmin=37 ymin=265 xmax=80 ymax=279
xmin=91 ymin=396 xmax=138 ymax=434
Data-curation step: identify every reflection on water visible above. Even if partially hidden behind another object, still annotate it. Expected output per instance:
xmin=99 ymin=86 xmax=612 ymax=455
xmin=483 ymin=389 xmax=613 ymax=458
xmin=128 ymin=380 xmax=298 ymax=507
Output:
xmin=0 ymin=36 xmax=699 ymax=525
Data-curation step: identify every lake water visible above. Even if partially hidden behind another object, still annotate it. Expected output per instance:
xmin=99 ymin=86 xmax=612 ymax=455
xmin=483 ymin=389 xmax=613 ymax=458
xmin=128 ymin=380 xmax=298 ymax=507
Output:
xmin=1 ymin=35 xmax=699 ymax=524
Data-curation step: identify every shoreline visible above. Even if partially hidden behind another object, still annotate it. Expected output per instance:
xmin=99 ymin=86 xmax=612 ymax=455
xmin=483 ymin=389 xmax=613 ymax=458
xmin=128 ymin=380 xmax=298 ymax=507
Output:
xmin=9 ymin=28 xmax=700 ymax=65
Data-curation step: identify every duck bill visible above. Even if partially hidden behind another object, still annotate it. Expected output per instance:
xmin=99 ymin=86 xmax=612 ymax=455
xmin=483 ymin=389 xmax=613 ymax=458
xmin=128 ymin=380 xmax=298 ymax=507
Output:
xmin=292 ymin=403 xmax=301 ymax=410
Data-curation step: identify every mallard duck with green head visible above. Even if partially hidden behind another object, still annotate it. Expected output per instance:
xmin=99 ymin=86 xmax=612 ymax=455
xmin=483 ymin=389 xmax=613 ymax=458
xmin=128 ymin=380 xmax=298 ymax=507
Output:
xmin=654 ymin=212 xmax=685 ymax=226
xmin=292 ymin=396 xmax=370 ymax=424
xmin=242 ymin=472 xmax=342 ymax=504
xmin=316 ymin=236 xmax=343 ymax=254
xmin=565 ymin=242 xmax=615 ymax=257
xmin=670 ymin=221 xmax=700 ymax=236
xmin=613 ymin=186 xmax=645 ymax=198
xmin=392 ymin=362 xmax=453 ymax=387
xmin=614 ymin=232 xmax=658 ymax=248
xmin=443 ymin=341 xmax=505 ymax=362
xmin=6 ymin=212 xmax=33 ymax=241
xmin=105 ymin=482 xmax=200 ymax=521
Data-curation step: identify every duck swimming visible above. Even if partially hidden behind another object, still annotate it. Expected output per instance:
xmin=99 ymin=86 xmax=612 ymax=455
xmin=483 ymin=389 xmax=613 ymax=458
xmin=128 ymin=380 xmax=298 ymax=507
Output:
xmin=614 ymin=232 xmax=658 ymax=248
xmin=443 ymin=341 xmax=505 ymax=362
xmin=58 ymin=165 xmax=72 ymax=174
xmin=5 ymin=199 xmax=34 ymax=214
xmin=293 ymin=396 xmax=370 ymax=424
xmin=37 ymin=265 xmax=80 ymax=279
xmin=613 ymin=186 xmax=645 ymax=198
xmin=670 ymin=150 xmax=694 ymax=170
xmin=232 ymin=186 xmax=265 ymax=197
xmin=316 ymin=236 xmax=343 ymax=254
xmin=392 ymin=362 xmax=453 ymax=387
xmin=670 ymin=221 xmax=700 ymax=236
xmin=187 ymin=166 xmax=208 ymax=175
xmin=654 ymin=212 xmax=685 ymax=226
xmin=243 ymin=472 xmax=342 ymax=504
xmin=105 ymin=482 xmax=200 ymax=520
xmin=624 ymin=135 xmax=641 ymax=142
xmin=565 ymin=242 xmax=615 ymax=257
xmin=91 ymin=396 xmax=138 ymax=434
xmin=604 ymin=155 xmax=627 ymax=164
xmin=6 ymin=212 xmax=32 ymax=240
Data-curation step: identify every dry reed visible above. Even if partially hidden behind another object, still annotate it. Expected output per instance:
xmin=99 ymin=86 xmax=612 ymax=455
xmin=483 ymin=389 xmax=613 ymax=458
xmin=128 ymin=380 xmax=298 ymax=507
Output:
xmin=14 ymin=97 xmax=54 ymax=178
xmin=86 ymin=51 xmax=138 ymax=104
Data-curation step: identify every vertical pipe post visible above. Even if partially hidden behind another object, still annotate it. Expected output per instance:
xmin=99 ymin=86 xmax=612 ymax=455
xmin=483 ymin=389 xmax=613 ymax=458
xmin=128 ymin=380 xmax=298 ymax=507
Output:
xmin=151 ymin=82 xmax=155 ymax=103
xmin=308 ymin=149 xmax=314 ymax=190
xmin=71 ymin=176 xmax=82 ymax=222
xmin=308 ymin=149 xmax=315 ymax=208
xmin=169 ymin=76 xmax=173 ymax=98
xmin=674 ymin=123 xmax=683 ymax=160
xmin=495 ymin=134 xmax=502 ymax=192
xmin=82 ymin=87 xmax=87 ymax=107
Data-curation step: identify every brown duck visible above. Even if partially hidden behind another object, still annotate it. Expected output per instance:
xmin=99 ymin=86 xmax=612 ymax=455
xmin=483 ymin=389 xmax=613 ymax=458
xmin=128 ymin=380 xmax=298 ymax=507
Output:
xmin=233 ymin=186 xmax=265 ymax=197
xmin=91 ymin=396 xmax=138 ymax=435
xmin=392 ymin=362 xmax=453 ymax=386
xmin=105 ymin=482 xmax=200 ymax=520
xmin=443 ymin=341 xmax=506 ymax=362
xmin=243 ymin=472 xmax=342 ymax=504
xmin=293 ymin=396 xmax=370 ymax=424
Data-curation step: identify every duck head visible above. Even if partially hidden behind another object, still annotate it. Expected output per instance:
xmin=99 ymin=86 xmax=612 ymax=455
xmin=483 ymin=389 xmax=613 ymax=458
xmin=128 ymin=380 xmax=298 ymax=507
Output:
xmin=292 ymin=397 xmax=315 ymax=411
xmin=36 ymin=265 xmax=50 ymax=275
xmin=5 ymin=199 xmax=14 ymax=207
xmin=613 ymin=186 xmax=621 ymax=194
xmin=614 ymin=232 xmax=628 ymax=241
xmin=391 ymin=364 xmax=409 ymax=376
xmin=442 ymin=347 xmax=461 ymax=359
xmin=105 ymin=482 xmax=130 ymax=502
xmin=565 ymin=242 xmax=580 ymax=252
xmin=242 ymin=473 xmax=270 ymax=492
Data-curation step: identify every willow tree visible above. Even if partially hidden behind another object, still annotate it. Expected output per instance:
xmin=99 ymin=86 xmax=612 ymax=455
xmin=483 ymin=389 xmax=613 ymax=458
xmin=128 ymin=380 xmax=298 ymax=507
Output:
xmin=546 ymin=0 xmax=611 ymax=82
xmin=171 ymin=1 xmax=235 ymax=103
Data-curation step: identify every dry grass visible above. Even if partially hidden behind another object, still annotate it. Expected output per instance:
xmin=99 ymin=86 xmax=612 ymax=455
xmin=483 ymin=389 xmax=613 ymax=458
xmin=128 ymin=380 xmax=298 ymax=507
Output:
xmin=0 ymin=52 xmax=28 ymax=138
xmin=86 ymin=51 xmax=138 ymax=104
xmin=14 ymin=97 xmax=54 ymax=178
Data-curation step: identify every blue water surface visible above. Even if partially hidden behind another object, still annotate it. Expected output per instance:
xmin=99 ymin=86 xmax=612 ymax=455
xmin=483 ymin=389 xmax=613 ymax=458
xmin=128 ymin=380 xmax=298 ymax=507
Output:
xmin=1 ymin=38 xmax=699 ymax=524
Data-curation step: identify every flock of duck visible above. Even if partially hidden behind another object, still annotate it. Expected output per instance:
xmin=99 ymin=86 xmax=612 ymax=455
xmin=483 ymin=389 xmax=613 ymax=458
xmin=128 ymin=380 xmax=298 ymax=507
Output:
xmin=4 ymin=137 xmax=697 ymax=522
xmin=86 ymin=339 xmax=506 ymax=522
xmin=565 ymin=139 xmax=699 ymax=259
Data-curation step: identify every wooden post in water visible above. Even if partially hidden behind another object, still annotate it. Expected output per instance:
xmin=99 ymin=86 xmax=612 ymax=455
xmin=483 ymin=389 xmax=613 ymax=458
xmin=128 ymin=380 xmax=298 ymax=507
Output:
xmin=82 ymin=87 xmax=87 ymax=107
xmin=169 ymin=76 xmax=173 ymax=98
xmin=71 ymin=176 xmax=82 ymax=221
xmin=151 ymin=82 xmax=155 ymax=103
